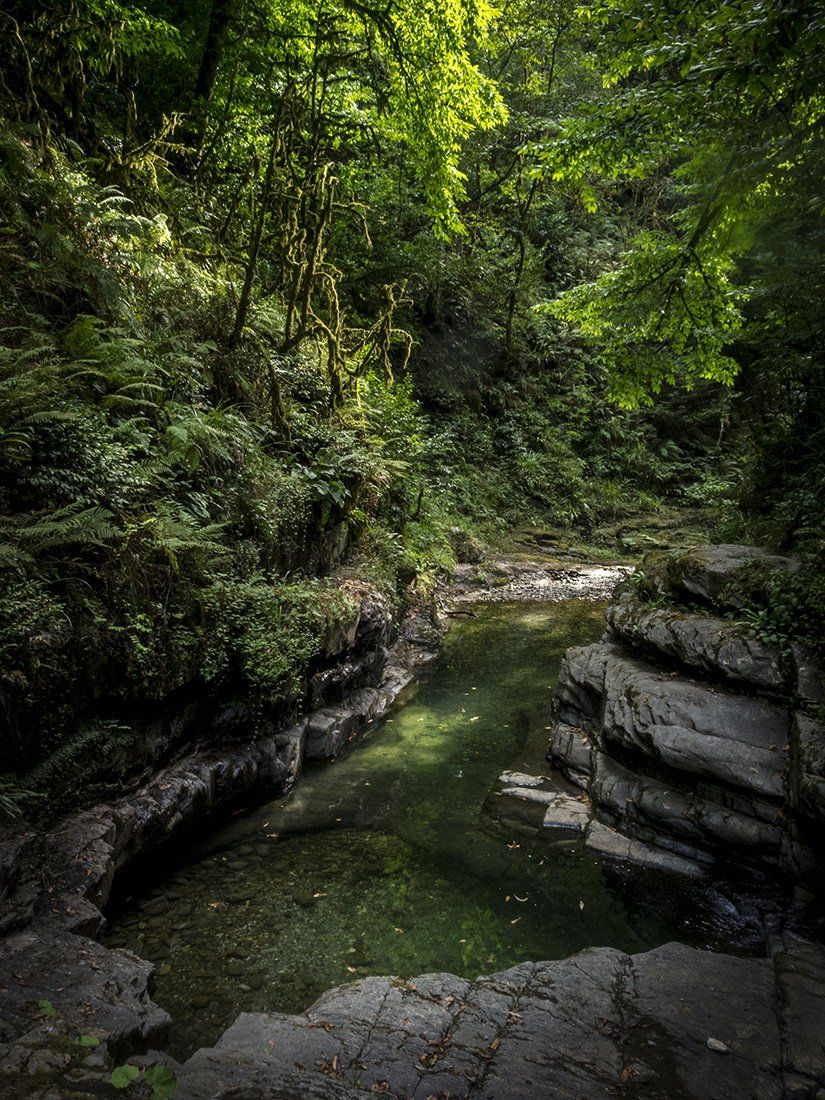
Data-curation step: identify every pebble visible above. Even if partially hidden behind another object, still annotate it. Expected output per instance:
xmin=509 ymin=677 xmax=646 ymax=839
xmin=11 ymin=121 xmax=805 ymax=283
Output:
xmin=706 ymin=1037 xmax=729 ymax=1054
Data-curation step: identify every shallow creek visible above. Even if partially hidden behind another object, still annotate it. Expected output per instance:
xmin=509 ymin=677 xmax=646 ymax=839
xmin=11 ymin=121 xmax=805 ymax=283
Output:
xmin=107 ymin=600 xmax=770 ymax=1059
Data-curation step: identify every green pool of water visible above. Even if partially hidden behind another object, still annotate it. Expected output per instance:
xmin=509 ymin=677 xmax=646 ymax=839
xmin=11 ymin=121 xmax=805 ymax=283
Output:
xmin=107 ymin=600 xmax=761 ymax=1058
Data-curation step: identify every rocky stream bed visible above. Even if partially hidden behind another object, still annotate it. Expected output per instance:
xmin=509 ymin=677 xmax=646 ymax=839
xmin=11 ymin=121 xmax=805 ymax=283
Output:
xmin=1 ymin=548 xmax=824 ymax=1098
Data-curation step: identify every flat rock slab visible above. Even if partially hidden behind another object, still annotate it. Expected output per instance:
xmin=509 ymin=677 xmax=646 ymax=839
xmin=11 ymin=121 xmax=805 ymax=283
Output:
xmin=498 ymin=770 xmax=546 ymax=788
xmin=498 ymin=783 xmax=590 ymax=830
xmin=542 ymin=792 xmax=590 ymax=831
xmin=586 ymin=819 xmax=706 ymax=878
xmin=176 ymin=940 xmax=825 ymax=1100
xmin=0 ymin=927 xmax=170 ymax=1055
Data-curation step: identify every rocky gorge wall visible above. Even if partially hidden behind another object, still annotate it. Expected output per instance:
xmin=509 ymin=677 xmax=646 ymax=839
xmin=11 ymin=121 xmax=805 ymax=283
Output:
xmin=0 ymin=585 xmax=441 ymax=937
xmin=549 ymin=545 xmax=825 ymax=889
xmin=1 ymin=552 xmax=824 ymax=1098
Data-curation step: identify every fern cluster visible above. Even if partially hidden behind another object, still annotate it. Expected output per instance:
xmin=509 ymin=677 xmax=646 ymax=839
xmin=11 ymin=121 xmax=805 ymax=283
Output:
xmin=0 ymin=130 xmax=417 ymax=800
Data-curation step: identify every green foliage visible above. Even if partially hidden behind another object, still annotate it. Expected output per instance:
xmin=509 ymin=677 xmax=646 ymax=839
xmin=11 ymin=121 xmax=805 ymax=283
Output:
xmin=0 ymin=775 xmax=40 ymax=820
xmin=200 ymin=577 xmax=359 ymax=704
xmin=110 ymin=1065 xmax=141 ymax=1089
xmin=0 ymin=0 xmax=821 ymax=807
xmin=730 ymin=560 xmax=825 ymax=659
xmin=110 ymin=1061 xmax=176 ymax=1097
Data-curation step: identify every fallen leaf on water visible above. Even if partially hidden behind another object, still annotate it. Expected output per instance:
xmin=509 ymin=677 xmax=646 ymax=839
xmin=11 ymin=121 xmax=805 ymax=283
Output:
xmin=346 ymin=966 xmax=358 ymax=974
xmin=470 ymin=716 xmax=480 ymax=722
xmin=459 ymin=938 xmax=467 ymax=943
xmin=209 ymin=901 xmax=219 ymax=909
xmin=507 ymin=841 xmax=520 ymax=850
xmin=514 ymin=894 xmax=528 ymax=902
xmin=579 ymin=899 xmax=585 ymax=910
xmin=505 ymin=895 xmax=511 ymax=902
xmin=510 ymin=917 xmax=521 ymax=925
xmin=313 ymin=892 xmax=328 ymax=898
xmin=394 ymin=927 xmax=404 ymax=933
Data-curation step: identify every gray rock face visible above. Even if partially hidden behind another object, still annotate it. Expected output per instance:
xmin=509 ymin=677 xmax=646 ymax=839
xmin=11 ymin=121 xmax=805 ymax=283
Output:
xmin=607 ymin=592 xmax=786 ymax=690
xmin=795 ymin=714 xmax=825 ymax=822
xmin=0 ymin=927 xmax=170 ymax=1056
xmin=547 ymin=545 xmax=824 ymax=885
xmin=548 ymin=721 xmax=592 ymax=786
xmin=591 ymin=753 xmax=781 ymax=858
xmin=175 ymin=939 xmax=825 ymax=1100
xmin=555 ymin=642 xmax=623 ymax=732
xmin=601 ymin=653 xmax=789 ymax=798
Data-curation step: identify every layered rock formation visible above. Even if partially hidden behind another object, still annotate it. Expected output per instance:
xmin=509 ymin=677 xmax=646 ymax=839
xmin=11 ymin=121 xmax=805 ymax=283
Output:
xmin=0 ymin=589 xmax=439 ymax=936
xmin=549 ymin=545 xmax=825 ymax=886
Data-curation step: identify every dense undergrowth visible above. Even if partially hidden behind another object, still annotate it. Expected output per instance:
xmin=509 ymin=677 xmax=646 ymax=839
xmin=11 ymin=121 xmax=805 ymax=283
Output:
xmin=0 ymin=0 xmax=822 ymax=819
xmin=0 ymin=129 xmax=724 ymax=811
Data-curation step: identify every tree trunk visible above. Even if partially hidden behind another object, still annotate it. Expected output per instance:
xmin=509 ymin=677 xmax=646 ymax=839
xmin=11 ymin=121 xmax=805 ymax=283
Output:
xmin=195 ymin=0 xmax=234 ymax=103
xmin=229 ymin=128 xmax=278 ymax=347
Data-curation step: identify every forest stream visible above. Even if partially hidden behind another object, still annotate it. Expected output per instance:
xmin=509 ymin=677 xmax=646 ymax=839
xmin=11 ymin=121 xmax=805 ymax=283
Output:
xmin=106 ymin=598 xmax=777 ymax=1061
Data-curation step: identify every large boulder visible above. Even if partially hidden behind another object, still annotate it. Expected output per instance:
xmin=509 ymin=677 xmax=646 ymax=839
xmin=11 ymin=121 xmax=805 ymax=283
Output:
xmin=640 ymin=544 xmax=796 ymax=609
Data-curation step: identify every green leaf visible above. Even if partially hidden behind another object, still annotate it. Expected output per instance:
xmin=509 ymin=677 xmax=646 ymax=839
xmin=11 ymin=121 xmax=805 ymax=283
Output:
xmin=110 ymin=1064 xmax=141 ymax=1089
xmin=144 ymin=1064 xmax=177 ymax=1099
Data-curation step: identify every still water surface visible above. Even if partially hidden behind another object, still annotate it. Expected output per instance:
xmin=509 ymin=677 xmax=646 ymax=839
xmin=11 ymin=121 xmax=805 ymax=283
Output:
xmin=107 ymin=601 xmax=761 ymax=1058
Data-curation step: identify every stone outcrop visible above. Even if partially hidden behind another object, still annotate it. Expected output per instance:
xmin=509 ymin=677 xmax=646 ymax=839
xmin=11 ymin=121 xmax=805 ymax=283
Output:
xmin=174 ymin=937 xmax=825 ymax=1100
xmin=2 ymin=934 xmax=823 ymax=1098
xmin=639 ymin=543 xmax=797 ymax=609
xmin=549 ymin=545 xmax=825 ymax=886
xmin=0 ymin=590 xmax=439 ymax=937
